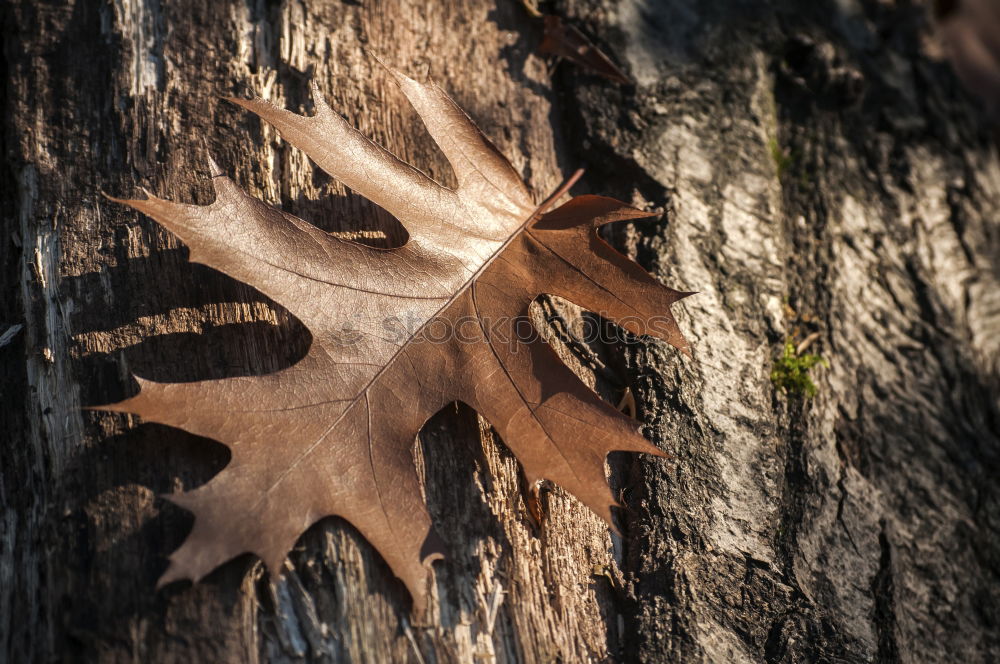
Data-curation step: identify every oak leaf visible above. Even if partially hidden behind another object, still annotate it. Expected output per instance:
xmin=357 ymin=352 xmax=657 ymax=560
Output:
xmin=104 ymin=68 xmax=690 ymax=611
xmin=538 ymin=15 xmax=631 ymax=85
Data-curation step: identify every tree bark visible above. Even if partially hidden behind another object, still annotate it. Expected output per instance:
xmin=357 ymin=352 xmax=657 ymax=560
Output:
xmin=2 ymin=0 xmax=998 ymax=663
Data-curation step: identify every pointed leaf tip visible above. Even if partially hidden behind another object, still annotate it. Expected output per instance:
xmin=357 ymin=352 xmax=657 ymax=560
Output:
xmin=308 ymin=80 xmax=327 ymax=110
xmin=155 ymin=560 xmax=188 ymax=590
xmin=367 ymin=51 xmax=399 ymax=80
xmin=263 ymin=554 xmax=289 ymax=581
xmin=368 ymin=52 xmax=426 ymax=94
xmin=206 ymin=155 xmax=223 ymax=177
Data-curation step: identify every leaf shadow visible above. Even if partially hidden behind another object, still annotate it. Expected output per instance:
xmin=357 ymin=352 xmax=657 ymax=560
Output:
xmin=419 ymin=402 xmax=526 ymax=646
xmin=485 ymin=4 xmax=551 ymax=99
xmin=61 ymin=495 xmax=257 ymax=659
xmin=286 ymin=178 xmax=410 ymax=249
xmin=57 ymin=420 xmax=249 ymax=654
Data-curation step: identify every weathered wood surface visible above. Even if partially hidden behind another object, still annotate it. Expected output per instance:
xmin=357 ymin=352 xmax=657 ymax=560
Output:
xmin=2 ymin=0 xmax=999 ymax=662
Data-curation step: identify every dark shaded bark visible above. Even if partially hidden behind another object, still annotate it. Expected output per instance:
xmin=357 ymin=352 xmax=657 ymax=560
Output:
xmin=2 ymin=0 xmax=998 ymax=662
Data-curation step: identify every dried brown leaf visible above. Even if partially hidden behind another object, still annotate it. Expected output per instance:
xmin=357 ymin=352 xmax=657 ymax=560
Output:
xmin=102 ymin=67 xmax=689 ymax=611
xmin=538 ymin=15 xmax=631 ymax=85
